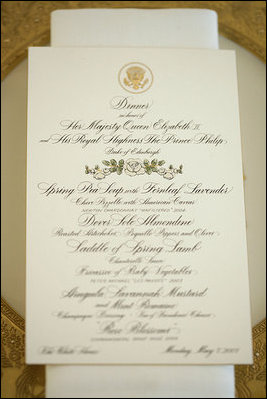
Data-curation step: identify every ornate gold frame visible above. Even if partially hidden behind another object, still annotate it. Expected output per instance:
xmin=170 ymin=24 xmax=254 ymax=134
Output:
xmin=1 ymin=2 xmax=266 ymax=398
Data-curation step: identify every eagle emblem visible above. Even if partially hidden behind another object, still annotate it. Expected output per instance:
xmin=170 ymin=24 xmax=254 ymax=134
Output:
xmin=119 ymin=62 xmax=153 ymax=94
xmin=123 ymin=66 xmax=148 ymax=91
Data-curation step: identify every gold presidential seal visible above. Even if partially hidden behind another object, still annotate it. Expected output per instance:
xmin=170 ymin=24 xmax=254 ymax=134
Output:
xmin=118 ymin=62 xmax=153 ymax=94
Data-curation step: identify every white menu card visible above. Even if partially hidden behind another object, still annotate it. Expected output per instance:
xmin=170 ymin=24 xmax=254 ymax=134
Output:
xmin=26 ymin=46 xmax=252 ymax=365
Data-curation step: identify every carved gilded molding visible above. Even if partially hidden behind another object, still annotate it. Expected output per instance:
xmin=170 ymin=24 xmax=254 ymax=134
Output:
xmin=1 ymin=1 xmax=266 ymax=397
xmin=1 ymin=299 xmax=45 ymax=398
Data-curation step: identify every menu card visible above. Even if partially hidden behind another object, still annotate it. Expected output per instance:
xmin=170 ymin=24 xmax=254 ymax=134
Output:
xmin=26 ymin=46 xmax=252 ymax=364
